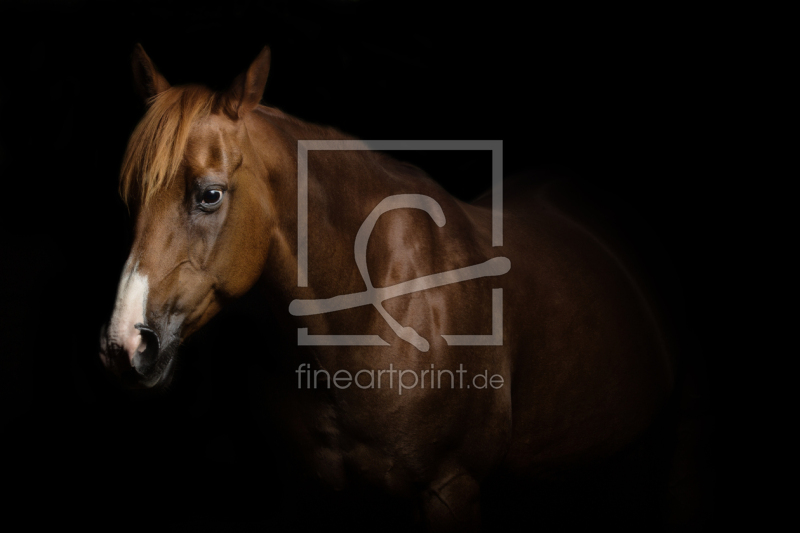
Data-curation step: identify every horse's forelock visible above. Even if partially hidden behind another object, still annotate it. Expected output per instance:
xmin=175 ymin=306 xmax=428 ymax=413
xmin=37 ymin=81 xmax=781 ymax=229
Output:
xmin=119 ymin=85 xmax=218 ymax=208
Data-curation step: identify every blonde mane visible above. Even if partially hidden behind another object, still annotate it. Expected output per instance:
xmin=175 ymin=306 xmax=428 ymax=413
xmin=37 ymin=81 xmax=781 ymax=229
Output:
xmin=120 ymin=87 xmax=431 ymax=209
xmin=119 ymin=86 xmax=219 ymax=207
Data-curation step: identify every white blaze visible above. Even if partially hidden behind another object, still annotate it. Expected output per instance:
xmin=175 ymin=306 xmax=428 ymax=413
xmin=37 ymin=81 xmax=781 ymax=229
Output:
xmin=108 ymin=258 xmax=149 ymax=366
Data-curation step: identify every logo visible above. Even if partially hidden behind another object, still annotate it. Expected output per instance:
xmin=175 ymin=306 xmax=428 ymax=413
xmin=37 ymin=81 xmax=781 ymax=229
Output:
xmin=289 ymin=140 xmax=508 ymax=352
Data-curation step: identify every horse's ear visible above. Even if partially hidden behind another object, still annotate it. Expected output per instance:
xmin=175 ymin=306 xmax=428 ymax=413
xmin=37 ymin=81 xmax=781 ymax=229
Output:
xmin=229 ymin=46 xmax=271 ymax=119
xmin=131 ymin=43 xmax=171 ymax=103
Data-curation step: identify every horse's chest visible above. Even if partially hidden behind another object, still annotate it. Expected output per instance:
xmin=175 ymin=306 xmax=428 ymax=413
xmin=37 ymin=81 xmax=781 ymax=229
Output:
xmin=273 ymin=384 xmax=414 ymax=494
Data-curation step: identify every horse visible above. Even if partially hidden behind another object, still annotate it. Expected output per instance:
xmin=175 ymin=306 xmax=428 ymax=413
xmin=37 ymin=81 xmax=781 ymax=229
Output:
xmin=99 ymin=44 xmax=682 ymax=531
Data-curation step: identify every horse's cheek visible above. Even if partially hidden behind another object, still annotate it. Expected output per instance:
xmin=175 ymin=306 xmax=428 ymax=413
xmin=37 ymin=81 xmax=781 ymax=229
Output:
xmin=220 ymin=205 xmax=270 ymax=298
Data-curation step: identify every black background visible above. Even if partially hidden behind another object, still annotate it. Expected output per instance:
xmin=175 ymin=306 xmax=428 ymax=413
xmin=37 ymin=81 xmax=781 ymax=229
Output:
xmin=1 ymin=0 xmax=724 ymax=530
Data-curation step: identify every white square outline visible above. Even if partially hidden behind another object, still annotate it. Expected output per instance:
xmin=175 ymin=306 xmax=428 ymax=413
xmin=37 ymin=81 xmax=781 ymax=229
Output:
xmin=297 ymin=140 xmax=503 ymax=347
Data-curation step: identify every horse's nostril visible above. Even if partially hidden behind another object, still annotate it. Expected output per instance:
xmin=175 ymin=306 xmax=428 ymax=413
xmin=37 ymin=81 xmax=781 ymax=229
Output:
xmin=133 ymin=323 xmax=160 ymax=373
xmin=135 ymin=324 xmax=161 ymax=350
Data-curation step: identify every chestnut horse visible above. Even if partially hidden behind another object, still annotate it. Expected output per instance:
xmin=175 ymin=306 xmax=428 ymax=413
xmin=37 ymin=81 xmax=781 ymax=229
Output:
xmin=99 ymin=45 xmax=676 ymax=531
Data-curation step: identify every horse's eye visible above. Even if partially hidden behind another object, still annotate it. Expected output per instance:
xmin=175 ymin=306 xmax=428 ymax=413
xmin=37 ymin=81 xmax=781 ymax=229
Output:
xmin=201 ymin=189 xmax=223 ymax=206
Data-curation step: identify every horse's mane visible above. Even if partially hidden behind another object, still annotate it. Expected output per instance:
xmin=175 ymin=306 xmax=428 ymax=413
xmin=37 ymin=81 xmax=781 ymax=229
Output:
xmin=119 ymin=85 xmax=220 ymax=207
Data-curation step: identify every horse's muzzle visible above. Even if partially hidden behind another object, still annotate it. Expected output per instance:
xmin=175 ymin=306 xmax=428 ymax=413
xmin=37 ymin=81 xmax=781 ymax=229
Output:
xmin=99 ymin=322 xmax=166 ymax=388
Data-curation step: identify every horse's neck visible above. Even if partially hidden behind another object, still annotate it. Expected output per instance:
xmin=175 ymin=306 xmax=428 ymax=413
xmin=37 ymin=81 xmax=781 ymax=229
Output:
xmin=252 ymin=111 xmax=385 ymax=298
xmin=252 ymin=108 xmax=481 ymax=316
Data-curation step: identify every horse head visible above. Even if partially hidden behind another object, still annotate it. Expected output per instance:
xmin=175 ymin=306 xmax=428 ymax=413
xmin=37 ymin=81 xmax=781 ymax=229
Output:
xmin=99 ymin=45 xmax=275 ymax=388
